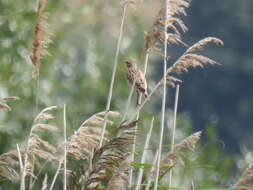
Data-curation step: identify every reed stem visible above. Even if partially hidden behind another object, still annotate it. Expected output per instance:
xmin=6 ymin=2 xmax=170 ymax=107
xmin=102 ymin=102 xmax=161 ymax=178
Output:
xmin=100 ymin=2 xmax=128 ymax=147
xmin=154 ymin=0 xmax=169 ymax=189
xmin=168 ymin=84 xmax=180 ymax=187
xmin=63 ymin=104 xmax=67 ymax=190
xmin=135 ymin=117 xmax=154 ymax=190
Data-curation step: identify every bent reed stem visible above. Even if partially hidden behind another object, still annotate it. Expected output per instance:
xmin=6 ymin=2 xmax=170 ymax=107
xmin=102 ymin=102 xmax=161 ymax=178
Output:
xmin=100 ymin=2 xmax=129 ymax=147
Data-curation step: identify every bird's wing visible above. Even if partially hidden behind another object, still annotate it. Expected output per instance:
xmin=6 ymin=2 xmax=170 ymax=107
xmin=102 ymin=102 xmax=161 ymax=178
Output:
xmin=138 ymin=71 xmax=147 ymax=90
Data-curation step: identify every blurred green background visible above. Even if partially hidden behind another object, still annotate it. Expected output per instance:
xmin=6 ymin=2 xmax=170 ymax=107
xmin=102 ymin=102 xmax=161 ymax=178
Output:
xmin=0 ymin=0 xmax=253 ymax=189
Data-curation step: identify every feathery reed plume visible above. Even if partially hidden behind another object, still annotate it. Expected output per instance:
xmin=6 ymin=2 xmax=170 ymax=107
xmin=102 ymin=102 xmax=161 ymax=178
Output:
xmin=166 ymin=76 xmax=182 ymax=88
xmin=81 ymin=111 xmax=120 ymax=127
xmin=30 ymin=0 xmax=52 ymax=78
xmin=1 ymin=96 xmax=20 ymax=101
xmin=167 ymin=37 xmax=223 ymax=75
xmin=0 ymin=96 xmax=19 ymax=111
xmin=173 ymin=131 xmax=202 ymax=151
xmin=63 ymin=111 xmax=120 ymax=189
xmin=85 ymin=120 xmax=138 ymax=190
xmin=67 ymin=127 xmax=103 ymax=160
xmin=233 ymin=164 xmax=253 ymax=190
xmin=159 ymin=131 xmax=202 ymax=178
xmin=185 ymin=37 xmax=224 ymax=53
xmin=67 ymin=111 xmax=120 ymax=160
xmin=0 ymin=150 xmax=19 ymax=181
xmin=0 ymin=150 xmax=19 ymax=169
xmin=0 ymin=103 xmax=11 ymax=111
xmin=24 ymin=131 xmax=57 ymax=174
xmin=144 ymin=0 xmax=191 ymax=54
xmin=166 ymin=37 xmax=223 ymax=87
xmin=106 ymin=156 xmax=132 ymax=190
xmin=34 ymin=106 xmax=58 ymax=122
xmin=22 ymin=106 xmax=58 ymax=188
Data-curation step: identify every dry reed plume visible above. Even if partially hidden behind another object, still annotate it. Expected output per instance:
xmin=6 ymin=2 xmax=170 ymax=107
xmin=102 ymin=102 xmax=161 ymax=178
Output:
xmin=167 ymin=37 xmax=223 ymax=73
xmin=30 ymin=0 xmax=52 ymax=78
xmin=85 ymin=120 xmax=138 ymax=190
xmin=166 ymin=37 xmax=223 ymax=87
xmin=0 ymin=97 xmax=20 ymax=181
xmin=22 ymin=106 xmax=58 ymax=182
xmin=0 ymin=96 xmax=19 ymax=111
xmin=234 ymin=164 xmax=253 ymax=190
xmin=106 ymin=156 xmax=131 ymax=190
xmin=0 ymin=150 xmax=19 ymax=181
xmin=144 ymin=0 xmax=190 ymax=55
xmin=67 ymin=111 xmax=120 ymax=160
xmin=152 ymin=131 xmax=202 ymax=180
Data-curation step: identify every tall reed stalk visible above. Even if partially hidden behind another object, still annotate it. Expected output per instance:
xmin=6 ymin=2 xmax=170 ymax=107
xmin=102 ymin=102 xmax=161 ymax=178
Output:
xmin=63 ymin=104 xmax=67 ymax=190
xmin=100 ymin=1 xmax=129 ymax=147
xmin=135 ymin=117 xmax=154 ymax=190
xmin=154 ymin=0 xmax=169 ymax=189
xmin=168 ymin=84 xmax=180 ymax=187
xmin=21 ymin=130 xmax=34 ymax=190
xmin=17 ymin=144 xmax=24 ymax=190
xmin=49 ymin=161 xmax=62 ymax=190
xmin=145 ymin=150 xmax=159 ymax=190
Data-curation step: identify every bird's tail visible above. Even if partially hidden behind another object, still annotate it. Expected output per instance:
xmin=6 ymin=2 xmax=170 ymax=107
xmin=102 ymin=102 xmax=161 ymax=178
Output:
xmin=144 ymin=91 xmax=148 ymax=98
xmin=136 ymin=91 xmax=148 ymax=106
xmin=136 ymin=92 xmax=141 ymax=106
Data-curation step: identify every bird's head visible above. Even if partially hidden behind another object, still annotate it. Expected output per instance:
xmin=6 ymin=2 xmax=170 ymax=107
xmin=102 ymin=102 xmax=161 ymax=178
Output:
xmin=125 ymin=60 xmax=133 ymax=68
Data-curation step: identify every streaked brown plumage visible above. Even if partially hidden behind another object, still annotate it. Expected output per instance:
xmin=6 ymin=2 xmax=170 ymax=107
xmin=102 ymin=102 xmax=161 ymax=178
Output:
xmin=125 ymin=59 xmax=148 ymax=105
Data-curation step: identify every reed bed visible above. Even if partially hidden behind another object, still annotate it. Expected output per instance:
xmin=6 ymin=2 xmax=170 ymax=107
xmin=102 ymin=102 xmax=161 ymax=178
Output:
xmin=0 ymin=0 xmax=249 ymax=190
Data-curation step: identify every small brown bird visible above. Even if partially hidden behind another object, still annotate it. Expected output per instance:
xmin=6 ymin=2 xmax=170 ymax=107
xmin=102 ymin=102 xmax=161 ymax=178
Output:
xmin=125 ymin=59 xmax=148 ymax=105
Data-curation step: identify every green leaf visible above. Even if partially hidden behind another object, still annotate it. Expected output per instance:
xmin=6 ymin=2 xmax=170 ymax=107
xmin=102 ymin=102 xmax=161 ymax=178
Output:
xmin=131 ymin=162 xmax=155 ymax=168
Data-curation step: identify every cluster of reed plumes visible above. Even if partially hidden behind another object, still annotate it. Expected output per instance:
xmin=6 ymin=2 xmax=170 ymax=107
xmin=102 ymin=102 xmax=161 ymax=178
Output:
xmin=0 ymin=0 xmax=252 ymax=190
